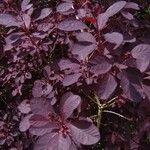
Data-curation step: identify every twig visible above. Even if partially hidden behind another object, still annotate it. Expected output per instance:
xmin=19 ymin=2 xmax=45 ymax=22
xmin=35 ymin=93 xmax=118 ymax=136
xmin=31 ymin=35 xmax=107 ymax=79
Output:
xmin=103 ymin=110 xmax=132 ymax=121
xmin=81 ymin=90 xmax=101 ymax=107
xmin=95 ymin=96 xmax=103 ymax=128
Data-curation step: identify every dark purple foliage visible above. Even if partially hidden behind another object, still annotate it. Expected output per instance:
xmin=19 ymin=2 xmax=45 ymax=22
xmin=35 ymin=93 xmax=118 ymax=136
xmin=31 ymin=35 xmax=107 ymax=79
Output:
xmin=0 ymin=0 xmax=149 ymax=149
xmin=24 ymin=93 xmax=100 ymax=150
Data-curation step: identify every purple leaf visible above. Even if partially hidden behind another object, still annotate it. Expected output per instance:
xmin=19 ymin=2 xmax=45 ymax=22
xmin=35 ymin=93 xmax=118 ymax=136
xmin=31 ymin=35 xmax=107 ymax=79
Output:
xmin=35 ymin=8 xmax=52 ymax=21
xmin=71 ymin=32 xmax=97 ymax=60
xmin=0 ymin=13 xmax=23 ymax=27
xmin=75 ymin=32 xmax=96 ymax=43
xmin=97 ymin=13 xmax=109 ymax=30
xmin=124 ymin=2 xmax=140 ymax=10
xmin=131 ymin=44 xmax=150 ymax=61
xmin=30 ymin=98 xmax=54 ymax=116
xmin=77 ymin=8 xmax=87 ymax=18
xmin=56 ymin=2 xmax=73 ymax=13
xmin=105 ymin=1 xmax=127 ymax=17
xmin=34 ymin=133 xmax=72 ymax=150
xmin=98 ymin=74 xmax=117 ymax=100
xmin=32 ymin=80 xmax=53 ymax=97
xmin=131 ymin=44 xmax=150 ymax=72
xmin=69 ymin=118 xmax=100 ymax=145
xmin=23 ymin=13 xmax=31 ymax=29
xmin=57 ymin=19 xmax=88 ymax=31
xmin=58 ymin=59 xmax=80 ymax=71
xmin=21 ymin=0 xmax=33 ymax=12
xmin=62 ymin=73 xmax=82 ymax=86
xmin=72 ymin=43 xmax=97 ymax=60
xmin=37 ymin=22 xmax=53 ymax=32
xmin=136 ymin=59 xmax=149 ymax=72
xmin=142 ymin=84 xmax=150 ymax=101
xmin=90 ymin=56 xmax=112 ymax=75
xmin=19 ymin=114 xmax=33 ymax=132
xmin=121 ymin=11 xmax=134 ymax=20
xmin=17 ymin=99 xmax=31 ymax=114
xmin=33 ymin=132 xmax=56 ymax=150
xmin=104 ymin=32 xmax=123 ymax=49
xmin=29 ymin=114 xmax=49 ymax=127
xmin=120 ymin=69 xmax=144 ymax=102
xmin=32 ymin=80 xmax=44 ymax=97
xmin=29 ymin=123 xmax=57 ymax=136
xmin=60 ymin=92 xmax=81 ymax=119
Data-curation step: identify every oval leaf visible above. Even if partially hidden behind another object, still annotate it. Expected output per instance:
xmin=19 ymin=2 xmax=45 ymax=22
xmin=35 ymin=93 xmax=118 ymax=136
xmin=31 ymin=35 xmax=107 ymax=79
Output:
xmin=63 ymin=73 xmax=82 ymax=86
xmin=35 ymin=8 xmax=52 ymax=21
xmin=0 ymin=13 xmax=23 ymax=27
xmin=131 ymin=44 xmax=150 ymax=61
xmin=75 ymin=32 xmax=96 ymax=43
xmin=120 ymin=69 xmax=144 ymax=102
xmin=58 ymin=59 xmax=80 ymax=71
xmin=29 ymin=123 xmax=57 ymax=136
xmin=19 ymin=114 xmax=33 ymax=132
xmin=104 ymin=32 xmax=123 ymax=49
xmin=21 ymin=0 xmax=32 ymax=12
xmin=90 ymin=56 xmax=112 ymax=75
xmin=97 ymin=13 xmax=109 ymax=30
xmin=72 ymin=43 xmax=97 ymax=60
xmin=60 ymin=92 xmax=81 ymax=119
xmin=98 ymin=74 xmax=117 ymax=100
xmin=18 ymin=99 xmax=31 ymax=114
xmin=34 ymin=133 xmax=72 ymax=150
xmin=57 ymin=19 xmax=88 ymax=31
xmin=105 ymin=1 xmax=127 ymax=17
xmin=69 ymin=118 xmax=100 ymax=145
xmin=57 ymin=2 xmax=73 ymax=13
xmin=121 ymin=11 xmax=134 ymax=20
xmin=30 ymin=98 xmax=54 ymax=116
xmin=29 ymin=114 xmax=49 ymax=127
xmin=124 ymin=2 xmax=140 ymax=10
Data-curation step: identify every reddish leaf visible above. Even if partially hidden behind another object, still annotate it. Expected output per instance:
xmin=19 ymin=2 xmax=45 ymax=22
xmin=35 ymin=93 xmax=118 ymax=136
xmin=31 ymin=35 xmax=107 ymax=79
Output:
xmin=82 ymin=16 xmax=96 ymax=24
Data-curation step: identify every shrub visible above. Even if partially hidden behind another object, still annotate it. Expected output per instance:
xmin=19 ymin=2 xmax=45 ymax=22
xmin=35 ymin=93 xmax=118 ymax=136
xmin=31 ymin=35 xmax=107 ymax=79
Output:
xmin=0 ymin=0 xmax=149 ymax=149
